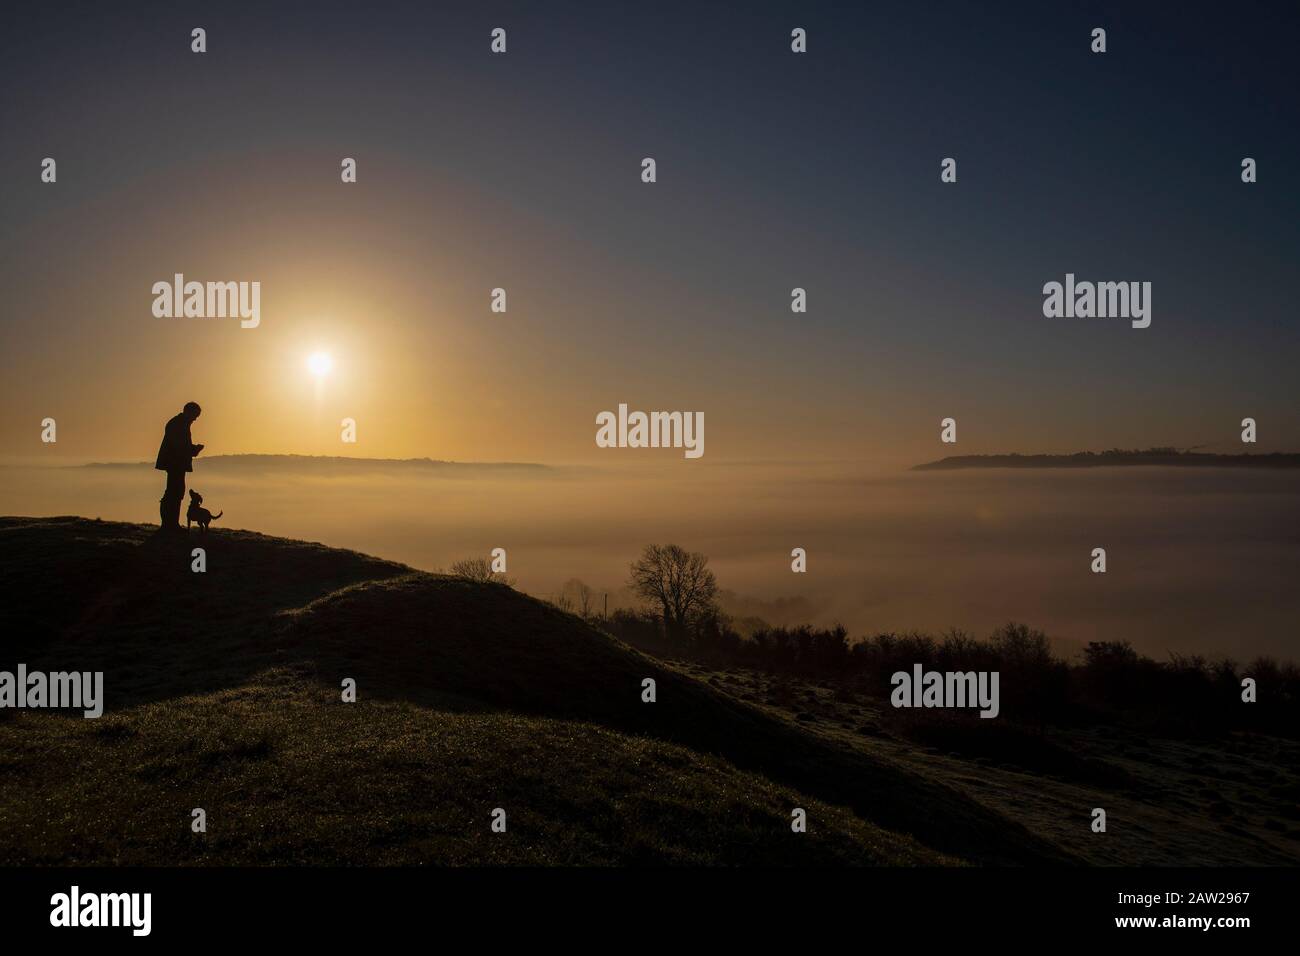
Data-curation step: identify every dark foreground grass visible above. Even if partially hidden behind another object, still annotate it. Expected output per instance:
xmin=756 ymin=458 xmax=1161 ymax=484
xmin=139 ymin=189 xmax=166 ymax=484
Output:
xmin=0 ymin=670 xmax=953 ymax=866
xmin=0 ymin=517 xmax=1073 ymax=865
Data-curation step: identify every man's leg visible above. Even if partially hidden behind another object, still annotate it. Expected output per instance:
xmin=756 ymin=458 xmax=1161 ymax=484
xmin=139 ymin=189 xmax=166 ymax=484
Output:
xmin=160 ymin=470 xmax=186 ymax=530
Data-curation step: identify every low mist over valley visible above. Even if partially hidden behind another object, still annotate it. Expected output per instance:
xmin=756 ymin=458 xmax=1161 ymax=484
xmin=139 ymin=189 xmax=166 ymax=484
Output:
xmin=3 ymin=454 xmax=1297 ymax=661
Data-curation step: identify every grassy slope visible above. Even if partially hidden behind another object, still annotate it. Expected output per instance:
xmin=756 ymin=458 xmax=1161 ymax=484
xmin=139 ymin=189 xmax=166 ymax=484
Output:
xmin=672 ymin=663 xmax=1300 ymax=866
xmin=2 ymin=678 xmax=941 ymax=866
xmin=0 ymin=517 xmax=1072 ymax=866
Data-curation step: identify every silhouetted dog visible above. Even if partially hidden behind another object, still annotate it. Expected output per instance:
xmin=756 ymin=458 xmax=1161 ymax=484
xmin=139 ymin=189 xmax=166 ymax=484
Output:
xmin=186 ymin=490 xmax=223 ymax=531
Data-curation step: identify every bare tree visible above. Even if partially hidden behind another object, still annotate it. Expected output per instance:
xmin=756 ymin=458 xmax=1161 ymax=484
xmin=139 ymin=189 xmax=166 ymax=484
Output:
xmin=628 ymin=544 xmax=719 ymax=638
xmin=450 ymin=557 xmax=515 ymax=587
xmin=560 ymin=578 xmax=596 ymax=619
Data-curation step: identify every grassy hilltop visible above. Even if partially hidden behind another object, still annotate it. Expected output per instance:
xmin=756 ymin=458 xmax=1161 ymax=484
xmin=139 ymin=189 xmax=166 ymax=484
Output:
xmin=6 ymin=516 xmax=1291 ymax=866
xmin=0 ymin=517 xmax=1071 ymax=866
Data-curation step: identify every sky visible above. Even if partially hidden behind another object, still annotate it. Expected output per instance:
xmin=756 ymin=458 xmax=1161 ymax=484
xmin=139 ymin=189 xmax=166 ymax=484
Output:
xmin=2 ymin=0 xmax=1298 ymax=466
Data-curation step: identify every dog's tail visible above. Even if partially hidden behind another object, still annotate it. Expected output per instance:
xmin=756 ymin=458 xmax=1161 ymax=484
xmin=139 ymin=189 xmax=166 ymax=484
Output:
xmin=213 ymin=511 xmax=223 ymax=520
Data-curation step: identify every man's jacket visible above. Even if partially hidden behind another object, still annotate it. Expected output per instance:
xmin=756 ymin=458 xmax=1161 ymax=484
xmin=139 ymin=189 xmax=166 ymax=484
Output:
xmin=155 ymin=414 xmax=199 ymax=473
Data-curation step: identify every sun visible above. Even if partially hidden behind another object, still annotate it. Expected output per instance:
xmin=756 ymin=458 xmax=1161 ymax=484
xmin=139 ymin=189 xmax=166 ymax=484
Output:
xmin=307 ymin=351 xmax=334 ymax=377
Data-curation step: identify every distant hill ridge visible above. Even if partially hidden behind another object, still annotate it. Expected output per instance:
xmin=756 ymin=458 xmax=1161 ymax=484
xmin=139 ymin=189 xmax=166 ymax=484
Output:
xmin=914 ymin=449 xmax=1300 ymax=471
xmin=81 ymin=454 xmax=548 ymax=472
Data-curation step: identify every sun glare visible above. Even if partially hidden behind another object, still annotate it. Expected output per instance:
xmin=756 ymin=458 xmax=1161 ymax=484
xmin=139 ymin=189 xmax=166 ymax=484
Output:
xmin=307 ymin=352 xmax=334 ymax=377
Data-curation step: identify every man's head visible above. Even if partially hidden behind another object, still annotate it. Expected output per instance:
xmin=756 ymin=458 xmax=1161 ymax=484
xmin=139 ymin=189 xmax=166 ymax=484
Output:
xmin=182 ymin=401 xmax=202 ymax=421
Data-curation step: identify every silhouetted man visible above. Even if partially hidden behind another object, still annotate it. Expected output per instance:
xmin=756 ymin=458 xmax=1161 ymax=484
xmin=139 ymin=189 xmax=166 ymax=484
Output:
xmin=156 ymin=402 xmax=204 ymax=532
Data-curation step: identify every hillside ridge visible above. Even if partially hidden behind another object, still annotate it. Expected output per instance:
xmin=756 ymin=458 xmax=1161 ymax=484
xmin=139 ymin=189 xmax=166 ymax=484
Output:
xmin=0 ymin=516 xmax=1074 ymax=865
